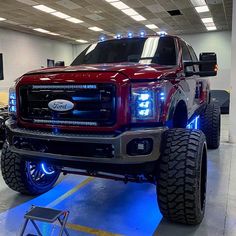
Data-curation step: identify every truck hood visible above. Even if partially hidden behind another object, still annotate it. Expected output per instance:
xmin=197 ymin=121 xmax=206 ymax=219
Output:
xmin=25 ymin=63 xmax=178 ymax=80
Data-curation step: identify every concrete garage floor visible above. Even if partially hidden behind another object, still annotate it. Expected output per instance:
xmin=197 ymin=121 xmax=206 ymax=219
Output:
xmin=0 ymin=115 xmax=235 ymax=236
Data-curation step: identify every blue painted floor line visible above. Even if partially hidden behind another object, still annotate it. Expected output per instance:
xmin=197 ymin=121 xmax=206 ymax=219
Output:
xmin=0 ymin=175 xmax=162 ymax=236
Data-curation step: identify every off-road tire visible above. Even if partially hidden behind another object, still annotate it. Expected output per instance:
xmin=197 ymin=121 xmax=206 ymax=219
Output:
xmin=1 ymin=142 xmax=60 ymax=195
xmin=200 ymin=103 xmax=221 ymax=149
xmin=157 ymin=129 xmax=207 ymax=225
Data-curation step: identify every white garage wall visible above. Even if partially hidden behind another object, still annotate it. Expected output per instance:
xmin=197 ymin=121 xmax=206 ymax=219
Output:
xmin=181 ymin=31 xmax=231 ymax=91
xmin=0 ymin=28 xmax=74 ymax=91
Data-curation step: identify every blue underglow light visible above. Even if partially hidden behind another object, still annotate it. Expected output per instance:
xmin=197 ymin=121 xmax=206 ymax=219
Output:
xmin=186 ymin=116 xmax=200 ymax=129
xmin=41 ymin=163 xmax=55 ymax=175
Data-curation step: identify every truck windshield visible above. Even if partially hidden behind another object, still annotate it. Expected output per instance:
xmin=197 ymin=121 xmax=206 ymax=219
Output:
xmin=71 ymin=37 xmax=177 ymax=66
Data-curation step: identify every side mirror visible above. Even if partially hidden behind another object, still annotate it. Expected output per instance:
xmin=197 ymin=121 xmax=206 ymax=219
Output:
xmin=184 ymin=52 xmax=217 ymax=77
xmin=55 ymin=61 xmax=65 ymax=67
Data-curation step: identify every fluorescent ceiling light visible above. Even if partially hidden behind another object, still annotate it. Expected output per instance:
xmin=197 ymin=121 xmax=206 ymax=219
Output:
xmin=0 ymin=17 xmax=6 ymax=21
xmin=33 ymin=28 xmax=59 ymax=36
xmin=122 ymin=8 xmax=138 ymax=16
xmin=201 ymin=17 xmax=213 ymax=23
xmin=190 ymin=0 xmax=206 ymax=7
xmin=48 ymin=32 xmax=60 ymax=36
xmin=131 ymin=14 xmax=146 ymax=21
xmin=34 ymin=28 xmax=49 ymax=33
xmin=206 ymin=26 xmax=217 ymax=31
xmin=16 ymin=0 xmax=38 ymax=5
xmin=195 ymin=5 xmax=209 ymax=13
xmin=33 ymin=5 xmax=56 ymax=13
xmin=105 ymin=0 xmax=119 ymax=2
xmin=145 ymin=24 xmax=159 ymax=29
xmin=66 ymin=17 xmax=83 ymax=23
xmin=110 ymin=1 xmax=129 ymax=10
xmin=51 ymin=11 xmax=70 ymax=19
xmin=204 ymin=22 xmax=215 ymax=27
xmin=76 ymin=39 xmax=88 ymax=43
xmin=88 ymin=26 xmax=103 ymax=31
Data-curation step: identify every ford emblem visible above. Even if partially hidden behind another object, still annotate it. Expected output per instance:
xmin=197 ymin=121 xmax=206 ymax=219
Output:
xmin=48 ymin=99 xmax=74 ymax=112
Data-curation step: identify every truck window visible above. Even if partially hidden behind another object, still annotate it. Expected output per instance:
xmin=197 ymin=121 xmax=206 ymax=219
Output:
xmin=188 ymin=45 xmax=199 ymax=72
xmin=180 ymin=40 xmax=193 ymax=72
xmin=71 ymin=37 xmax=177 ymax=66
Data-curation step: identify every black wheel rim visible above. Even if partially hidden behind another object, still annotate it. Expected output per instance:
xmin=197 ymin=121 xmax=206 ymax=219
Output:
xmin=26 ymin=162 xmax=59 ymax=187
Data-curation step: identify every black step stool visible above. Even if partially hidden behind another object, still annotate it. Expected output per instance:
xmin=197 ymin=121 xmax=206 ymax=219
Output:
xmin=19 ymin=206 xmax=70 ymax=236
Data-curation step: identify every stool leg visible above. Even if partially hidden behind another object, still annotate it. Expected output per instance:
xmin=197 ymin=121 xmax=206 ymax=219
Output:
xmin=58 ymin=213 xmax=70 ymax=236
xmin=19 ymin=219 xmax=29 ymax=236
xmin=30 ymin=220 xmax=43 ymax=236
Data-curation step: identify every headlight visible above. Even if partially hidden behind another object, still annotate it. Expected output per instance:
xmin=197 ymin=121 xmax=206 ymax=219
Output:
xmin=131 ymin=85 xmax=156 ymax=122
xmin=9 ymin=87 xmax=17 ymax=115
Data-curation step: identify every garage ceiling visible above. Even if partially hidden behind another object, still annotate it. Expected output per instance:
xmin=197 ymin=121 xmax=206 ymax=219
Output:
xmin=0 ymin=0 xmax=232 ymax=44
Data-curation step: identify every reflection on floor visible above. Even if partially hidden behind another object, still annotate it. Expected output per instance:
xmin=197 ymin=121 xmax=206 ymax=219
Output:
xmin=0 ymin=115 xmax=235 ymax=236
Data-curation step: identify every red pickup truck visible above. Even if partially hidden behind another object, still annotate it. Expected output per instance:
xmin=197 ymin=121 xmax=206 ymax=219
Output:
xmin=1 ymin=35 xmax=220 ymax=225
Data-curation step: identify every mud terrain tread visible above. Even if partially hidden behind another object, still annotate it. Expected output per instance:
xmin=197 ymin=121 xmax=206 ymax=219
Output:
xmin=157 ymin=129 xmax=206 ymax=225
xmin=200 ymin=103 xmax=220 ymax=149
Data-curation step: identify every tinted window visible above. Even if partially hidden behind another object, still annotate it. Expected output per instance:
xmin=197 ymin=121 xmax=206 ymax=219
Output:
xmin=71 ymin=37 xmax=177 ymax=66
xmin=188 ymin=46 xmax=199 ymax=72
xmin=180 ymin=40 xmax=193 ymax=71
xmin=180 ymin=41 xmax=192 ymax=61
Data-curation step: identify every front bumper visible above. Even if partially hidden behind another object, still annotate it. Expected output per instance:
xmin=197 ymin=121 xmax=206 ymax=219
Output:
xmin=6 ymin=119 xmax=167 ymax=174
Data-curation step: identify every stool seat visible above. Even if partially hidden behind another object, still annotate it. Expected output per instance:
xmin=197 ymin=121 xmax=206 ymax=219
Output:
xmin=20 ymin=205 xmax=70 ymax=236
xmin=25 ymin=206 xmax=63 ymax=223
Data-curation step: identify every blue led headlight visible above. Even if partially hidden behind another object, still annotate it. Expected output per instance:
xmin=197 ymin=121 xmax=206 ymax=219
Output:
xmin=131 ymin=87 xmax=155 ymax=121
xmin=9 ymin=87 xmax=17 ymax=115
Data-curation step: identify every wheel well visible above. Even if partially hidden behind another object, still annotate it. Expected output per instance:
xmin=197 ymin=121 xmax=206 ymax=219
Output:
xmin=173 ymin=101 xmax=188 ymax=128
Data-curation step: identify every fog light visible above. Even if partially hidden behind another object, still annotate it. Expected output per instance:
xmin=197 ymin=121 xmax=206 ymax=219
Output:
xmin=127 ymin=138 xmax=153 ymax=156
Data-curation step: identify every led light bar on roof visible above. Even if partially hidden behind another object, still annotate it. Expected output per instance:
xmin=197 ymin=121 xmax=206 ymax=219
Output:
xmin=33 ymin=5 xmax=56 ymax=13
xmin=89 ymin=26 xmax=103 ymax=32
